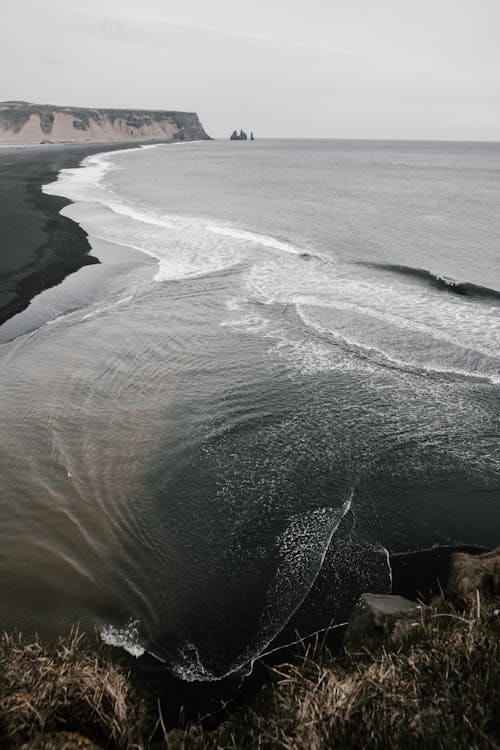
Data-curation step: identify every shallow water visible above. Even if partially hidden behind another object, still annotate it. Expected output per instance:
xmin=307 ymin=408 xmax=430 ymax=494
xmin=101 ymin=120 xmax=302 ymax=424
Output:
xmin=0 ymin=139 xmax=499 ymax=680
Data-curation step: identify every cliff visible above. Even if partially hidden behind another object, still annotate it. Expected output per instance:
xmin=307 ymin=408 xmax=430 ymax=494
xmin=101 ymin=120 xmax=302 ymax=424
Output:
xmin=0 ymin=102 xmax=211 ymax=144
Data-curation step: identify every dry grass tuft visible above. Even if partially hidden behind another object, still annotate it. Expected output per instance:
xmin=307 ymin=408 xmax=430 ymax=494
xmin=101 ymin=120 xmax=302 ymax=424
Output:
xmin=21 ymin=730 xmax=104 ymax=749
xmin=173 ymin=598 xmax=500 ymax=750
xmin=448 ymin=547 xmax=500 ymax=607
xmin=0 ymin=629 xmax=151 ymax=750
xmin=0 ymin=579 xmax=498 ymax=749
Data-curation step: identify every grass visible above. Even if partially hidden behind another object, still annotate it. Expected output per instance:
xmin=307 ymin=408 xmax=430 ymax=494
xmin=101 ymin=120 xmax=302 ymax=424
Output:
xmin=0 ymin=585 xmax=498 ymax=749
xmin=0 ymin=629 xmax=152 ymax=749
xmin=174 ymin=597 xmax=499 ymax=750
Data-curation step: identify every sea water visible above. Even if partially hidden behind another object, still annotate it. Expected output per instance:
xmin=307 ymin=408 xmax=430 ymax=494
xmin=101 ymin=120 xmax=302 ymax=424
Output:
xmin=0 ymin=139 xmax=498 ymax=679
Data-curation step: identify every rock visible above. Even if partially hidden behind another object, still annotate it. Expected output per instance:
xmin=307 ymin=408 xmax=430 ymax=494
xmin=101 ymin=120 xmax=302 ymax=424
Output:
xmin=21 ymin=732 xmax=103 ymax=750
xmin=230 ymin=129 xmax=248 ymax=140
xmin=343 ymin=593 xmax=420 ymax=651
xmin=447 ymin=547 xmax=499 ymax=606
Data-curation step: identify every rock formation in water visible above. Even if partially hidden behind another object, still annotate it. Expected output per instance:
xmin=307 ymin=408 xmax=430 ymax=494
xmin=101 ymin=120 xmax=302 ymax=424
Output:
xmin=230 ymin=129 xmax=248 ymax=140
xmin=0 ymin=102 xmax=211 ymax=144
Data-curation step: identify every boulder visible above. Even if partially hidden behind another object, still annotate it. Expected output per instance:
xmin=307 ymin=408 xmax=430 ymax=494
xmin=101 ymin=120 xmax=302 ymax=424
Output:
xmin=343 ymin=593 xmax=420 ymax=651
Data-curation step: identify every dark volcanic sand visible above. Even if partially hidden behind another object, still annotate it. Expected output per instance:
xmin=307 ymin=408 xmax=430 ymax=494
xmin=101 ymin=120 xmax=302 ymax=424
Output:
xmin=0 ymin=143 xmax=143 ymax=325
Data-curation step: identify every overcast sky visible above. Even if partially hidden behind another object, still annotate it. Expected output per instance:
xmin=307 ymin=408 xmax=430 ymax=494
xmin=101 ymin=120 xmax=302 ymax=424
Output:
xmin=1 ymin=0 xmax=498 ymax=139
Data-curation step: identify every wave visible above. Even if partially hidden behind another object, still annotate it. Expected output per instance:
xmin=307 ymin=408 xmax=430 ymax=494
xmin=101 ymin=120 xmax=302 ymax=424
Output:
xmin=42 ymin=146 xmax=317 ymax=287
xmin=296 ymin=305 xmax=500 ymax=385
xmin=41 ymin=145 xmax=500 ymax=391
xmin=100 ymin=619 xmax=145 ymax=658
xmin=40 ymin=143 xmax=500 ymax=387
xmin=362 ymin=262 xmax=500 ymax=302
xmin=228 ymin=252 xmax=499 ymax=381
xmin=206 ymin=224 xmax=309 ymax=257
xmin=98 ymin=498 xmax=355 ymax=681
xmin=42 ymin=145 xmax=163 ymax=204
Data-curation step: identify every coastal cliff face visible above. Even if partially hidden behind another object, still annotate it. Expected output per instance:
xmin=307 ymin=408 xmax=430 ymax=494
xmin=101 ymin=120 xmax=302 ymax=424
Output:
xmin=0 ymin=102 xmax=211 ymax=144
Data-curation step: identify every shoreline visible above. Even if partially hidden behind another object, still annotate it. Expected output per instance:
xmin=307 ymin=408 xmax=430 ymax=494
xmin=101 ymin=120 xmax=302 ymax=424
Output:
xmin=0 ymin=141 xmax=167 ymax=327
xmin=131 ymin=543 xmax=488 ymax=718
xmin=1 ymin=142 xmax=498 ymax=745
xmin=0 ymin=544 xmax=496 ymax=750
xmin=0 ymin=146 xmax=493 ymax=696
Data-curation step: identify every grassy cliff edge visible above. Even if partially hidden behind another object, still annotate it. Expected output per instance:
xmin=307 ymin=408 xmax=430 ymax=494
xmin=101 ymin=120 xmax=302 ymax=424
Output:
xmin=0 ymin=548 xmax=498 ymax=750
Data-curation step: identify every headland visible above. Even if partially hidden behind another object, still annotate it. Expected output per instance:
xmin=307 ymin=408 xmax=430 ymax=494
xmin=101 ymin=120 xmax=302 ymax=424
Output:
xmin=0 ymin=102 xmax=211 ymax=144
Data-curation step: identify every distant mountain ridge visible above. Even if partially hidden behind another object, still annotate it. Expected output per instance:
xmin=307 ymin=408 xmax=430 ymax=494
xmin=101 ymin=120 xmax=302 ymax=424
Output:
xmin=0 ymin=102 xmax=211 ymax=144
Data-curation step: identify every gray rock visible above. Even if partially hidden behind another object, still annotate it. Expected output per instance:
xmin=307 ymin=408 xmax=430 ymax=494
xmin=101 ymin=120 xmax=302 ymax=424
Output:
xmin=343 ymin=593 xmax=420 ymax=651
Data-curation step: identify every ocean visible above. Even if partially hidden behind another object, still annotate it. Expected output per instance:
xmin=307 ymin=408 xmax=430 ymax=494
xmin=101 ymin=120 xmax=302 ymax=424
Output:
xmin=0 ymin=138 xmax=499 ymax=681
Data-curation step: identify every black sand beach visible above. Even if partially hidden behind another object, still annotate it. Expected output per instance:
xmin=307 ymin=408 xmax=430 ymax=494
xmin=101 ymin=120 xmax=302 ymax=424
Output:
xmin=0 ymin=143 xmax=141 ymax=326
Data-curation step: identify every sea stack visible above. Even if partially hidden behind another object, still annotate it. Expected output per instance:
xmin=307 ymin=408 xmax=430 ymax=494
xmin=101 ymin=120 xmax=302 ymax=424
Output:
xmin=230 ymin=129 xmax=248 ymax=140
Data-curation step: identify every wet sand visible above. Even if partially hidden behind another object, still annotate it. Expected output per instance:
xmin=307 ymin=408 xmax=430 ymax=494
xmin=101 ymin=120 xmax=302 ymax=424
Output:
xmin=0 ymin=143 xmax=142 ymax=325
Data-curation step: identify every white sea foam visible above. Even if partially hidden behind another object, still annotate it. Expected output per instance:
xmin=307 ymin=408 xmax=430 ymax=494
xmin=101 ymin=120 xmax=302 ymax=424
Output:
xmin=41 ymin=143 xmax=321 ymax=292
xmin=172 ymin=642 xmax=218 ymax=682
xmin=5 ymin=140 xmax=499 ymax=688
xmin=42 ymin=144 xmax=165 ymax=203
xmin=80 ymin=294 xmax=134 ymax=321
xmin=296 ymin=305 xmax=500 ymax=385
xmin=41 ymin=141 xmax=500 ymax=385
xmin=45 ymin=310 xmax=79 ymax=327
xmin=43 ymin=147 xmax=267 ymax=282
xmin=94 ymin=498 xmax=356 ymax=681
xmin=206 ymin=223 xmax=305 ymax=256
xmin=222 ymin=305 xmax=372 ymax=376
xmin=222 ymin=249 xmax=500 ymax=381
xmin=225 ymin=298 xmax=242 ymax=311
xmin=166 ymin=497 xmax=355 ymax=682
xmin=245 ymin=258 xmax=500 ymax=356
xmin=100 ymin=619 xmax=145 ymax=658
xmin=42 ymin=153 xmax=113 ymax=203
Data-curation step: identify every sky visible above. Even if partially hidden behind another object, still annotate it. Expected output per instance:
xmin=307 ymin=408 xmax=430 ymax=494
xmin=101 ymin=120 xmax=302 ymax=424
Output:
xmin=1 ymin=0 xmax=499 ymax=140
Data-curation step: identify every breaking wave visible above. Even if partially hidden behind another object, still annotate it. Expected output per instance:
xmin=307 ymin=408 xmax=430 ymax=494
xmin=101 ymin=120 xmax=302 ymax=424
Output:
xmin=361 ymin=262 xmax=500 ymax=303
xmin=12 ymin=138 xmax=496 ymax=684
